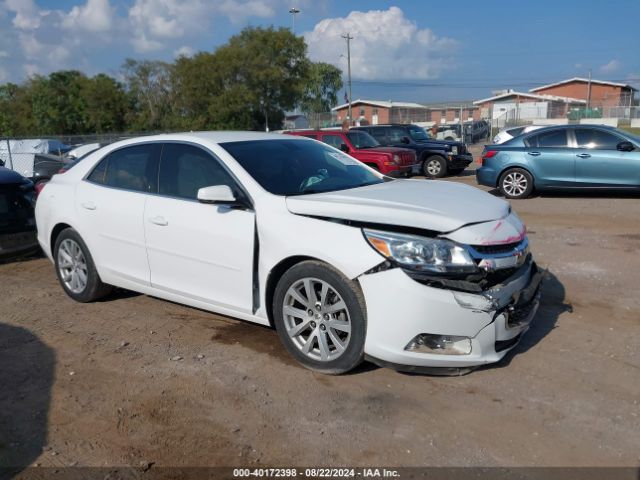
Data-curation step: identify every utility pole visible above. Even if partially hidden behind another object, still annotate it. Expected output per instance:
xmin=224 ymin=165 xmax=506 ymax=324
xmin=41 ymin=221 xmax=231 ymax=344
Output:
xmin=342 ymin=33 xmax=353 ymax=125
xmin=586 ymin=69 xmax=592 ymax=112
xmin=288 ymin=7 xmax=300 ymax=35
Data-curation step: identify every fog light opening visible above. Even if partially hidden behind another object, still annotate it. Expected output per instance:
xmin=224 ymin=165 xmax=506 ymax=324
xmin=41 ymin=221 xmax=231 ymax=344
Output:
xmin=405 ymin=334 xmax=472 ymax=355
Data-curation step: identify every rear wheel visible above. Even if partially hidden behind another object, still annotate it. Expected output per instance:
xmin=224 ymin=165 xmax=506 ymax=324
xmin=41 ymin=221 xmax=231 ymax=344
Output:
xmin=273 ymin=261 xmax=366 ymax=374
xmin=54 ymin=228 xmax=112 ymax=302
xmin=422 ymin=155 xmax=447 ymax=178
xmin=499 ymin=168 xmax=534 ymax=199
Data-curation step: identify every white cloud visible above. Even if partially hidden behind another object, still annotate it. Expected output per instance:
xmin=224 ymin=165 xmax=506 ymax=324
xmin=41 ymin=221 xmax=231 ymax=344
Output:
xmin=599 ymin=59 xmax=620 ymax=74
xmin=304 ymin=6 xmax=458 ymax=80
xmin=4 ymin=0 xmax=44 ymax=30
xmin=62 ymin=0 xmax=114 ymax=32
xmin=219 ymin=0 xmax=274 ymax=24
xmin=0 ymin=51 xmax=9 ymax=59
xmin=174 ymin=45 xmax=195 ymax=58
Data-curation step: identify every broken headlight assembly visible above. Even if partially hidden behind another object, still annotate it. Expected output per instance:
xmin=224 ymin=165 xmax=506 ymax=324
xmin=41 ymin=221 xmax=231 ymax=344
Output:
xmin=363 ymin=229 xmax=478 ymax=274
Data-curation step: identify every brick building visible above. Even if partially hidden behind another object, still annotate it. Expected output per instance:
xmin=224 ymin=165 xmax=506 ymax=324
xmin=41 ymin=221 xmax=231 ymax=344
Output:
xmin=530 ymin=77 xmax=636 ymax=107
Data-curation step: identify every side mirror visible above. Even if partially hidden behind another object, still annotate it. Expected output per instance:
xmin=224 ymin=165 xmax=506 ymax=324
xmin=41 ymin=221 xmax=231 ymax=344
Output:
xmin=197 ymin=185 xmax=236 ymax=204
xmin=617 ymin=141 xmax=634 ymax=152
xmin=339 ymin=143 xmax=350 ymax=153
xmin=401 ymin=136 xmax=411 ymax=144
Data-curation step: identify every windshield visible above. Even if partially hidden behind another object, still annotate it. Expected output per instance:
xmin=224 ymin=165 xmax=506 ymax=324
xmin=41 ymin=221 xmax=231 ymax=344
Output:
xmin=346 ymin=131 xmax=380 ymax=149
xmin=221 ymin=139 xmax=386 ymax=196
xmin=407 ymin=126 xmax=430 ymax=142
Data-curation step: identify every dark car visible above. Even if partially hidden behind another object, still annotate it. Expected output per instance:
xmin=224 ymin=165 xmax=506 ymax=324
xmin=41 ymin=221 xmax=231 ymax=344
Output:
xmin=476 ymin=125 xmax=640 ymax=199
xmin=31 ymin=153 xmax=73 ymax=186
xmin=353 ymin=124 xmax=473 ymax=178
xmin=285 ymin=129 xmax=417 ymax=177
xmin=464 ymin=120 xmax=491 ymax=144
xmin=0 ymin=167 xmax=38 ymax=259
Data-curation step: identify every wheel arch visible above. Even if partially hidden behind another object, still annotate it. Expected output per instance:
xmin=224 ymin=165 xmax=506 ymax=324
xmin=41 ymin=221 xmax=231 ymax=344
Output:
xmin=497 ymin=164 xmax=536 ymax=189
xmin=50 ymin=222 xmax=73 ymax=255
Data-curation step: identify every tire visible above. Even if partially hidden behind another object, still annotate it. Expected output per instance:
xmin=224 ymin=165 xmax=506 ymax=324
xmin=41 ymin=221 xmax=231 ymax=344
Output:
xmin=422 ymin=155 xmax=447 ymax=178
xmin=272 ymin=260 xmax=367 ymax=374
xmin=499 ymin=168 xmax=534 ymax=199
xmin=53 ymin=228 xmax=112 ymax=302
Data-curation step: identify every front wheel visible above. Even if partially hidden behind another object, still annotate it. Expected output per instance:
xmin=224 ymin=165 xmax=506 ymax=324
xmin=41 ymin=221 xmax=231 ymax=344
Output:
xmin=499 ymin=168 xmax=534 ymax=199
xmin=54 ymin=228 xmax=112 ymax=302
xmin=423 ymin=155 xmax=447 ymax=178
xmin=273 ymin=261 xmax=366 ymax=374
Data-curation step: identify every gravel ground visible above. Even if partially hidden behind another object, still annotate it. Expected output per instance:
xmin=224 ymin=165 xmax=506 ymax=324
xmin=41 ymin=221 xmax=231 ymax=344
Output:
xmin=1 ymin=144 xmax=639 ymax=472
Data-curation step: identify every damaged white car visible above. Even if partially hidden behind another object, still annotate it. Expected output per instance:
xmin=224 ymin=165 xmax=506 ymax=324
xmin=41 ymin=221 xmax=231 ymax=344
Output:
xmin=36 ymin=132 xmax=542 ymax=375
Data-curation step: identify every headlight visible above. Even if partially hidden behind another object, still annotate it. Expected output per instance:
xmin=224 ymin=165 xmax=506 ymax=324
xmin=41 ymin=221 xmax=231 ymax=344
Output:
xmin=450 ymin=145 xmax=458 ymax=155
xmin=363 ymin=229 xmax=477 ymax=274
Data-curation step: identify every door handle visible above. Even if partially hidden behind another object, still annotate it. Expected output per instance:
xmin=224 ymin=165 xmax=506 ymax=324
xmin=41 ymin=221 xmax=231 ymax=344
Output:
xmin=527 ymin=151 xmax=541 ymax=156
xmin=81 ymin=201 xmax=96 ymax=210
xmin=576 ymin=153 xmax=591 ymax=158
xmin=148 ymin=216 xmax=168 ymax=226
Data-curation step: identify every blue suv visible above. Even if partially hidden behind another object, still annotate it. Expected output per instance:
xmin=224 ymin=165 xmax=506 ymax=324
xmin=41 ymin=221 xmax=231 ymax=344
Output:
xmin=476 ymin=125 xmax=640 ymax=199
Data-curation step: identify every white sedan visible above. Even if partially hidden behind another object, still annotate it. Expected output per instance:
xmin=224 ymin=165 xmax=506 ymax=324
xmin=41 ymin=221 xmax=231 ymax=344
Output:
xmin=36 ymin=132 xmax=542 ymax=375
xmin=493 ymin=125 xmax=545 ymax=144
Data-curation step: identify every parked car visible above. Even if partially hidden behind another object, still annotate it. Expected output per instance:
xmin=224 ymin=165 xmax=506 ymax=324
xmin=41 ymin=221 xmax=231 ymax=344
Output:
xmin=435 ymin=124 xmax=462 ymax=142
xmin=36 ymin=132 xmax=542 ymax=375
xmin=493 ymin=125 xmax=545 ymax=145
xmin=0 ymin=152 xmax=73 ymax=187
xmin=477 ymin=125 xmax=640 ymax=199
xmin=65 ymin=143 xmax=103 ymax=160
xmin=464 ymin=120 xmax=491 ymax=144
xmin=353 ymin=124 xmax=473 ymax=178
xmin=0 ymin=167 xmax=38 ymax=259
xmin=285 ymin=129 xmax=417 ymax=177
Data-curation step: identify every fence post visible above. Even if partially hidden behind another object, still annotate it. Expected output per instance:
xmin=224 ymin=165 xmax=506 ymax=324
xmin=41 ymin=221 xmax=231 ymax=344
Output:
xmin=5 ymin=139 xmax=12 ymax=170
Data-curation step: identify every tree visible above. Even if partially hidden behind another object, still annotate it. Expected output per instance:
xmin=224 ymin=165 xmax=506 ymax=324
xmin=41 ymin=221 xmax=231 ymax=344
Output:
xmin=82 ymin=74 xmax=128 ymax=133
xmin=30 ymin=71 xmax=88 ymax=134
xmin=211 ymin=27 xmax=310 ymax=130
xmin=300 ymin=62 xmax=343 ymax=128
xmin=122 ymin=59 xmax=173 ymax=131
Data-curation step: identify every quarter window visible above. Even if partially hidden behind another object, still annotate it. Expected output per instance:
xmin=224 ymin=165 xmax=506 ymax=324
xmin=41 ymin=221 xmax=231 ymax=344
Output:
xmin=159 ymin=143 xmax=237 ymax=201
xmin=87 ymin=143 xmax=161 ymax=193
xmin=574 ymin=129 xmax=622 ymax=150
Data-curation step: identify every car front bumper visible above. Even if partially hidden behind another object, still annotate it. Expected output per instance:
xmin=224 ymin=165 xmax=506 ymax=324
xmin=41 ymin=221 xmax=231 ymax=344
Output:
xmin=359 ymin=260 xmax=543 ymax=374
xmin=448 ymin=153 xmax=473 ymax=169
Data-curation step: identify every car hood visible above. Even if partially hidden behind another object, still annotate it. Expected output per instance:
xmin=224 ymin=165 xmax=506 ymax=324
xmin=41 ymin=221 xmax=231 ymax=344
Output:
xmin=0 ymin=166 xmax=28 ymax=185
xmin=417 ymin=139 xmax=463 ymax=148
xmin=286 ymin=179 xmax=510 ymax=233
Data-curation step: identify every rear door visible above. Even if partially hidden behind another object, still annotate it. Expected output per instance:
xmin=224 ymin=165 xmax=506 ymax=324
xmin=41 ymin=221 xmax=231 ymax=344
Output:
xmin=368 ymin=127 xmax=389 ymax=146
xmin=76 ymin=143 xmax=161 ymax=286
xmin=572 ymin=128 xmax=638 ymax=186
xmin=524 ymin=129 xmax=575 ymax=186
xmin=144 ymin=142 xmax=255 ymax=312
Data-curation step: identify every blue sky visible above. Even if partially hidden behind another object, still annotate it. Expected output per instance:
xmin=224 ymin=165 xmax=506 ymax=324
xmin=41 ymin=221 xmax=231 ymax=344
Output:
xmin=1 ymin=0 xmax=638 ymax=104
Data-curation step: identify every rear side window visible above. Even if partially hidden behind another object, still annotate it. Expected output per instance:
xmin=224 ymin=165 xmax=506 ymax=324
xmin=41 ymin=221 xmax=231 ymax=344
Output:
xmin=321 ymin=134 xmax=345 ymax=149
xmin=526 ymin=130 xmax=568 ymax=148
xmin=368 ymin=128 xmax=388 ymax=144
xmin=508 ymin=127 xmax=525 ymax=137
xmin=158 ymin=143 xmax=238 ymax=200
xmin=87 ymin=144 xmax=161 ymax=193
xmin=574 ymin=129 xmax=623 ymax=150
xmin=387 ymin=127 xmax=407 ymax=143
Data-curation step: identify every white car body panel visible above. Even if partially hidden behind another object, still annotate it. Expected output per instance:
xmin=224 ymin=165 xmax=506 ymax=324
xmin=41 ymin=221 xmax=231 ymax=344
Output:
xmin=36 ymin=131 xmax=541 ymax=373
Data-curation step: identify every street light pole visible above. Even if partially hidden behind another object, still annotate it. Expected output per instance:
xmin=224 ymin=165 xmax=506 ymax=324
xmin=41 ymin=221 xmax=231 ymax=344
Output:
xmin=341 ymin=33 xmax=353 ymax=125
xmin=288 ymin=7 xmax=300 ymax=35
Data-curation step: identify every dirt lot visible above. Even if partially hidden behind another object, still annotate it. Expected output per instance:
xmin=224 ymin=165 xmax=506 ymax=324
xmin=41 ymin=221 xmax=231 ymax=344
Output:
xmin=1 ymin=145 xmax=639 ymax=472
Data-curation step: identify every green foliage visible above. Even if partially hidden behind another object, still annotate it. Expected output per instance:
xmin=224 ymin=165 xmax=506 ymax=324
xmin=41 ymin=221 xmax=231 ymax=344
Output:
xmin=0 ymin=27 xmax=342 ymax=136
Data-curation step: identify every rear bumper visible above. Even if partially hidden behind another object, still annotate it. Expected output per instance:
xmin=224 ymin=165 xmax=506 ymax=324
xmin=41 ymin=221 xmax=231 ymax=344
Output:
xmin=359 ymin=261 xmax=543 ymax=374
xmin=0 ymin=230 xmax=39 ymax=259
xmin=476 ymin=166 xmax=500 ymax=187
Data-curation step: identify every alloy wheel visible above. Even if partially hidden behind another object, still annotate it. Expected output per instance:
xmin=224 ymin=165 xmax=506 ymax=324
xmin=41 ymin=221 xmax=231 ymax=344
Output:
xmin=282 ymin=277 xmax=351 ymax=362
xmin=426 ymin=159 xmax=442 ymax=176
xmin=502 ymin=172 xmax=528 ymax=197
xmin=58 ymin=238 xmax=88 ymax=294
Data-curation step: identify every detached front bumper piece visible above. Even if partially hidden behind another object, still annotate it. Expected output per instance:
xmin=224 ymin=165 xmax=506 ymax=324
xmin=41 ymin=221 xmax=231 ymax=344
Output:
xmin=359 ymin=261 xmax=543 ymax=375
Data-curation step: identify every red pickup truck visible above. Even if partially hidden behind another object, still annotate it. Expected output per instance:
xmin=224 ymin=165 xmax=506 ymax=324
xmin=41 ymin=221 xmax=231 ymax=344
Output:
xmin=285 ymin=129 xmax=417 ymax=177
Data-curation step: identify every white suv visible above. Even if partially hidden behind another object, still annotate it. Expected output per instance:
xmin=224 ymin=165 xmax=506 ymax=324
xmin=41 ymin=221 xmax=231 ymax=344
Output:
xmin=36 ymin=132 xmax=542 ymax=375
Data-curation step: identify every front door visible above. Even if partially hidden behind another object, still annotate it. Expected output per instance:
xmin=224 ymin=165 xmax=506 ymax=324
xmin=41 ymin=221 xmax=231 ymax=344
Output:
xmin=573 ymin=128 xmax=637 ymax=186
xmin=524 ymin=129 xmax=575 ymax=187
xmin=144 ymin=142 xmax=255 ymax=312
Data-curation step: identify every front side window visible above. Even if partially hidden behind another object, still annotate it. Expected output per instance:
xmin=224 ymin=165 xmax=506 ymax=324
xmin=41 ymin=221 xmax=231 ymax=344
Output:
xmin=407 ymin=126 xmax=429 ymax=142
xmin=574 ymin=129 xmax=623 ymax=150
xmin=321 ymin=134 xmax=345 ymax=149
xmin=220 ymin=139 xmax=386 ymax=196
xmin=527 ymin=130 xmax=568 ymax=148
xmin=368 ymin=128 xmax=388 ymax=144
xmin=346 ymin=131 xmax=380 ymax=149
xmin=87 ymin=143 xmax=161 ymax=193
xmin=159 ymin=143 xmax=237 ymax=200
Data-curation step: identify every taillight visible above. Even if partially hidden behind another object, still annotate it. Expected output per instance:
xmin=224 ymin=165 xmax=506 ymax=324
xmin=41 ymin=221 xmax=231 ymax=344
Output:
xmin=34 ymin=181 xmax=47 ymax=198
xmin=478 ymin=149 xmax=498 ymax=165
